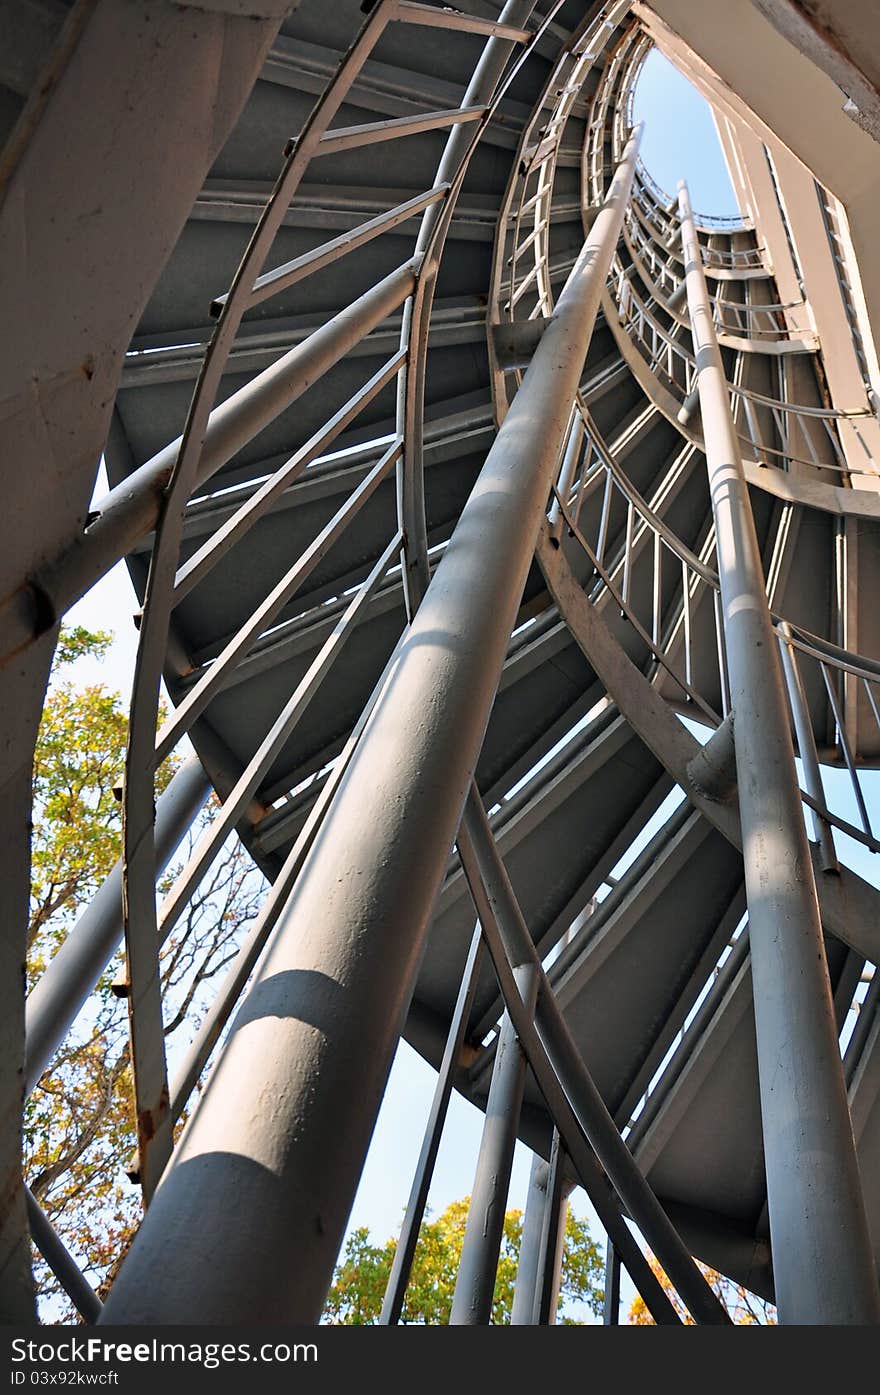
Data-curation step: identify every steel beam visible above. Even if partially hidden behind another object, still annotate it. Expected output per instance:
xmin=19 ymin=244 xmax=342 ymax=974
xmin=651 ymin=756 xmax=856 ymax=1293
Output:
xmin=450 ymin=972 xmax=537 ymax=1324
xmin=380 ymin=930 xmax=484 ymax=1325
xmin=98 ymin=129 xmax=643 ymax=1326
xmin=458 ymin=786 xmax=731 ymax=1326
xmin=603 ymin=1240 xmax=621 ymax=1325
xmin=25 ymin=1189 xmax=101 ymax=1325
xmin=679 ymin=180 xmax=880 ymax=1325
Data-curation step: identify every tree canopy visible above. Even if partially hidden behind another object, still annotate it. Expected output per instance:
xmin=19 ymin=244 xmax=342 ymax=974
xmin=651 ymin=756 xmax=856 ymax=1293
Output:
xmin=325 ymin=1196 xmax=605 ymax=1324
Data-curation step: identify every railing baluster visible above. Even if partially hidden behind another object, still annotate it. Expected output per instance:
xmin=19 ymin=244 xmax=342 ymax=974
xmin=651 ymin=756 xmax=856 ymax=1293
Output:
xmin=594 ymin=468 xmax=613 ymax=572
xmin=156 ymin=439 xmax=403 ymax=766
xmin=621 ymin=499 xmax=634 ymax=613
xmin=821 ymin=660 xmax=873 ymax=839
xmin=778 ymin=626 xmax=839 ymax=871
xmin=681 ymin=559 xmax=692 ymax=691
xmin=652 ymin=530 xmax=662 ymax=647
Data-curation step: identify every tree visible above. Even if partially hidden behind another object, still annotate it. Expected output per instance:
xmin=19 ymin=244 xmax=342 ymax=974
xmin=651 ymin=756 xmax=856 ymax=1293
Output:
xmin=25 ymin=627 xmax=266 ymax=1317
xmin=29 ymin=627 xmax=138 ymax=971
xmin=324 ymin=1196 xmax=605 ymax=1324
xmin=628 ymin=1254 xmax=777 ymax=1325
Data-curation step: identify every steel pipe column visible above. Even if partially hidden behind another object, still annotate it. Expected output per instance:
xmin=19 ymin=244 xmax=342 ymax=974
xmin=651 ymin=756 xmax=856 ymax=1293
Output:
xmin=603 ymin=1241 xmax=621 ymax=1325
xmin=459 ymin=786 xmax=731 ymax=1326
xmin=679 ymin=181 xmax=880 ymax=1326
xmin=98 ymin=128 xmax=645 ymax=1325
xmin=535 ymin=1140 xmax=568 ymax=1326
xmin=379 ymin=930 xmax=484 ymax=1325
xmin=511 ymin=1153 xmax=552 ymax=1325
xmin=450 ymin=975 xmax=537 ymax=1325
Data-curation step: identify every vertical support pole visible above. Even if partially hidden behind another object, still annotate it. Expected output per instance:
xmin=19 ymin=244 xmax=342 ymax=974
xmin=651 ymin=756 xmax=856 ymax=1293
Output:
xmin=458 ymin=815 xmax=684 ymax=1326
xmin=458 ymin=786 xmax=730 ymax=1326
xmin=380 ymin=929 xmax=484 ymax=1324
xmin=679 ymin=181 xmax=879 ymax=1326
xmin=511 ymin=1152 xmax=550 ymax=1325
xmin=99 ymin=128 xmax=645 ymax=1327
xmin=450 ymin=970 xmax=538 ymax=1324
xmin=603 ymin=1239 xmax=621 ymax=1325
xmin=777 ymin=623 xmax=838 ymax=873
xmin=511 ymin=1132 xmax=568 ymax=1325
xmin=534 ymin=1132 xmax=567 ymax=1325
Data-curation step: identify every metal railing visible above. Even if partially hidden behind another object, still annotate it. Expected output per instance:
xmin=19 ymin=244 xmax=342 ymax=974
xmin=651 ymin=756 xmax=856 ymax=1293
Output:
xmin=489 ymin=0 xmax=633 ymax=413
xmin=25 ymin=0 xmax=575 ymax=1315
xmin=547 ymin=402 xmax=880 ymax=861
xmin=610 ymin=262 xmax=877 ymax=475
xmin=26 ymin=0 xmax=880 ymax=1322
xmin=628 ymin=190 xmax=766 ymax=269
xmin=622 ymin=210 xmax=806 ymax=340
xmin=634 ymin=159 xmax=750 ymax=232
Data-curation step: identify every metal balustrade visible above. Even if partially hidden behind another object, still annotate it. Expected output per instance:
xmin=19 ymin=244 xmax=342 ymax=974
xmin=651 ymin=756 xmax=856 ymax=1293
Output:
xmin=25 ymin=0 xmax=578 ymax=1316
xmin=17 ymin=0 xmax=880 ymax=1329
xmin=610 ymin=260 xmax=877 ymax=475
xmin=621 ymin=212 xmax=802 ymax=346
xmin=547 ymin=401 xmax=880 ymax=862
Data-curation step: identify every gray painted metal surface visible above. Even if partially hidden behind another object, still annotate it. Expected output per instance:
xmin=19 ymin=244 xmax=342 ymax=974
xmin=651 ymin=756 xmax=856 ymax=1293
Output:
xmin=8 ymin=0 xmax=880 ymax=1327
xmin=97 ymin=126 xmax=644 ymax=1326
xmin=679 ymin=181 xmax=877 ymax=1324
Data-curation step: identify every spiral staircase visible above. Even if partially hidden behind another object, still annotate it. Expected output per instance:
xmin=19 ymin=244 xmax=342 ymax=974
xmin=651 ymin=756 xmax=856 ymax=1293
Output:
xmin=4 ymin=0 xmax=880 ymax=1325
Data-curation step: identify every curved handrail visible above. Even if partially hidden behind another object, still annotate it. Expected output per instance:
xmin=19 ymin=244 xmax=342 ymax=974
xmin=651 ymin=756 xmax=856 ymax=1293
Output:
xmin=634 ymin=159 xmax=750 ymax=232
xmin=548 ymin=406 xmax=880 ymax=855
xmin=623 ymin=218 xmax=805 ymax=341
xmin=628 ymin=195 xmax=766 ymax=270
xmin=488 ymin=0 xmax=633 ymax=414
xmin=610 ymin=263 xmax=877 ymax=476
xmin=117 ymin=0 xmax=575 ymax=1197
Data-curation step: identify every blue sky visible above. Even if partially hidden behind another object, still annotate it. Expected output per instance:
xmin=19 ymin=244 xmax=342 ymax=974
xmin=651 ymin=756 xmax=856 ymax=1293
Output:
xmin=633 ymin=49 xmax=740 ymax=218
xmin=60 ymin=53 xmax=875 ymax=1323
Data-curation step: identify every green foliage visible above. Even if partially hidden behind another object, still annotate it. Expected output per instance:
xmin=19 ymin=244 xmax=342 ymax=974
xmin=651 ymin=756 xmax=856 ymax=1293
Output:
xmin=324 ymin=1196 xmax=604 ymax=1325
xmin=30 ymin=632 xmax=129 ymax=974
